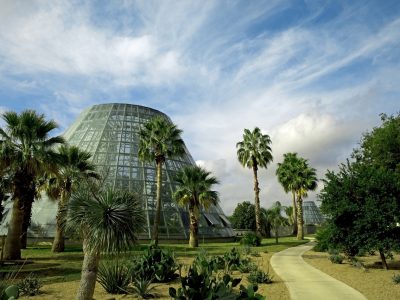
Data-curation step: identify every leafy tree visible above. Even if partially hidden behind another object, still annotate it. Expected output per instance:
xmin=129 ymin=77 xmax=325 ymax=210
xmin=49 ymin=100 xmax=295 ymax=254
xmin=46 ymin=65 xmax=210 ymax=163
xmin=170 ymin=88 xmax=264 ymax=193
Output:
xmin=173 ymin=166 xmax=219 ymax=247
xmin=265 ymin=201 xmax=289 ymax=244
xmin=236 ymin=127 xmax=273 ymax=235
xmin=319 ymin=162 xmax=400 ymax=269
xmin=138 ymin=116 xmax=185 ymax=246
xmin=292 ymin=158 xmax=318 ymax=240
xmin=45 ymin=145 xmax=100 ymax=252
xmin=356 ymin=113 xmax=400 ymax=172
xmin=0 ymin=110 xmax=64 ymax=260
xmin=230 ymin=201 xmax=256 ymax=230
xmin=66 ymin=186 xmax=144 ymax=299
xmin=276 ymin=153 xmax=300 ymax=235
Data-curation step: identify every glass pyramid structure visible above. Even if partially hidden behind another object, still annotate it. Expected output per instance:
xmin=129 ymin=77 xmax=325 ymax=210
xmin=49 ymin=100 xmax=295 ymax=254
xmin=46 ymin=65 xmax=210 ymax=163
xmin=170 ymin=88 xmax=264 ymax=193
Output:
xmin=303 ymin=201 xmax=325 ymax=225
xmin=1 ymin=103 xmax=234 ymax=240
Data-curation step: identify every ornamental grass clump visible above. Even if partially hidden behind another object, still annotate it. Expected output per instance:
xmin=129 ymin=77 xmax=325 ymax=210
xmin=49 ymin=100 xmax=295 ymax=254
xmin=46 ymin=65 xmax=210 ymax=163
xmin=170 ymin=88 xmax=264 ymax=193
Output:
xmin=248 ymin=269 xmax=273 ymax=284
xmin=329 ymin=254 xmax=344 ymax=264
xmin=97 ymin=260 xmax=131 ymax=294
xmin=392 ymin=274 xmax=400 ymax=284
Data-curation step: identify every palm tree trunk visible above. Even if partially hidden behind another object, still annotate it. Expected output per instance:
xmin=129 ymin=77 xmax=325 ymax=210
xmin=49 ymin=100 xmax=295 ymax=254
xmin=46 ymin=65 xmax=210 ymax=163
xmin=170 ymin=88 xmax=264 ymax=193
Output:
xmin=275 ymin=227 xmax=278 ymax=244
xmin=379 ymin=249 xmax=389 ymax=270
xmin=292 ymin=191 xmax=297 ymax=235
xmin=296 ymin=197 xmax=304 ymax=240
xmin=3 ymin=197 xmax=23 ymax=260
xmin=252 ymin=161 xmax=262 ymax=236
xmin=76 ymin=239 xmax=100 ymax=300
xmin=188 ymin=206 xmax=199 ymax=248
xmin=152 ymin=160 xmax=163 ymax=246
xmin=52 ymin=192 xmax=67 ymax=252
xmin=20 ymin=198 xmax=33 ymax=249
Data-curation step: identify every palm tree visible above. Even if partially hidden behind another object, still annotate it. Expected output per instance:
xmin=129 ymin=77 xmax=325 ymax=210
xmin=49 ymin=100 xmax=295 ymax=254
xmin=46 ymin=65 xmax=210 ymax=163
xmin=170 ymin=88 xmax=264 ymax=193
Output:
xmin=0 ymin=110 xmax=64 ymax=260
xmin=138 ymin=116 xmax=185 ymax=246
xmin=266 ymin=201 xmax=289 ymax=244
xmin=293 ymin=158 xmax=318 ymax=240
xmin=66 ymin=186 xmax=144 ymax=300
xmin=236 ymin=127 xmax=273 ymax=235
xmin=173 ymin=166 xmax=219 ymax=248
xmin=276 ymin=153 xmax=300 ymax=235
xmin=45 ymin=145 xmax=100 ymax=253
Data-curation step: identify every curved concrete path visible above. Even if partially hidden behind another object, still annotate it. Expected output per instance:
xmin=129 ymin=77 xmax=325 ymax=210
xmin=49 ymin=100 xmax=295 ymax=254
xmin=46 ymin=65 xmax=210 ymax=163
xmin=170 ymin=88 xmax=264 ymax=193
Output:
xmin=270 ymin=242 xmax=367 ymax=300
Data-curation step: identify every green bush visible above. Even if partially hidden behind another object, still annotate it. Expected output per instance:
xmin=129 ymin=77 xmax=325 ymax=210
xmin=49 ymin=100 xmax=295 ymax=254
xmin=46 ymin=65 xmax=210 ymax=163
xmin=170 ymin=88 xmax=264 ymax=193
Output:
xmin=18 ymin=273 xmax=42 ymax=296
xmin=247 ymin=269 xmax=273 ymax=284
xmin=132 ymin=247 xmax=179 ymax=282
xmin=313 ymin=225 xmax=332 ymax=252
xmin=392 ymin=274 xmax=400 ymax=284
xmin=329 ymin=254 xmax=344 ymax=264
xmin=237 ymin=259 xmax=257 ymax=273
xmin=132 ymin=278 xmax=155 ymax=299
xmin=97 ymin=260 xmax=130 ymax=294
xmin=169 ymin=264 xmax=241 ymax=300
xmin=0 ymin=284 xmax=19 ymax=300
xmin=237 ymin=284 xmax=266 ymax=300
xmin=240 ymin=232 xmax=261 ymax=247
xmin=224 ymin=247 xmax=242 ymax=270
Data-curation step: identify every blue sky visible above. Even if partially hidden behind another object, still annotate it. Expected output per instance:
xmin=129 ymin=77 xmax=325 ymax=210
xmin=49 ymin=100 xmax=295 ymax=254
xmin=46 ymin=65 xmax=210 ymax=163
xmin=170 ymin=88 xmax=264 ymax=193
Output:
xmin=0 ymin=0 xmax=399 ymax=214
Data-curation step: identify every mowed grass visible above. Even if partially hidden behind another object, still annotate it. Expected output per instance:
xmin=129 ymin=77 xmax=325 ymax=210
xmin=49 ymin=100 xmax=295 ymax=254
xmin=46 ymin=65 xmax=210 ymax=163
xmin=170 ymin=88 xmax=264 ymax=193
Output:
xmin=303 ymin=249 xmax=400 ymax=300
xmin=1 ymin=236 xmax=308 ymax=299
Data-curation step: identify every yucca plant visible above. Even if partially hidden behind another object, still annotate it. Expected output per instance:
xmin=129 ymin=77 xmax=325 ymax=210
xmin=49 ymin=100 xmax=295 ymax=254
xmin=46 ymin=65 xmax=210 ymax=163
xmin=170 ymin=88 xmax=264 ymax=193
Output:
xmin=132 ymin=278 xmax=155 ymax=299
xmin=248 ymin=269 xmax=273 ymax=284
xmin=97 ymin=260 xmax=131 ymax=294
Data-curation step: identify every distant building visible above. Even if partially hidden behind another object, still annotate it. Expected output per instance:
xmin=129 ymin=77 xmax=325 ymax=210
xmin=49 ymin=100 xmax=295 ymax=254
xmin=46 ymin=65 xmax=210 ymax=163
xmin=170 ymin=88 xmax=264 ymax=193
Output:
xmin=0 ymin=103 xmax=234 ymax=240
xmin=303 ymin=201 xmax=325 ymax=225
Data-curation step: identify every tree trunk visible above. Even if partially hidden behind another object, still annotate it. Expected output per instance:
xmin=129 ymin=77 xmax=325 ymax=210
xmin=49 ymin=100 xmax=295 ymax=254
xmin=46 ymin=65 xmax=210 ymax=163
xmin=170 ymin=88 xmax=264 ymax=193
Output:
xmin=52 ymin=191 xmax=68 ymax=252
xmin=188 ymin=207 xmax=199 ymax=248
xmin=292 ymin=191 xmax=298 ymax=235
xmin=379 ymin=249 xmax=389 ymax=270
xmin=275 ymin=228 xmax=278 ymax=244
xmin=296 ymin=197 xmax=304 ymax=240
xmin=76 ymin=239 xmax=100 ymax=300
xmin=252 ymin=161 xmax=262 ymax=236
xmin=3 ymin=197 xmax=23 ymax=260
xmin=20 ymin=198 xmax=33 ymax=249
xmin=152 ymin=160 xmax=163 ymax=246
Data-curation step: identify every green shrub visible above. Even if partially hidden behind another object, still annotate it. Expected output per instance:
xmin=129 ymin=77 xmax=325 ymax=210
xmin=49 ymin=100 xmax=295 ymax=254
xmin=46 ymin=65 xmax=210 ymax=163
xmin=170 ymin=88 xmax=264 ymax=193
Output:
xmin=0 ymin=285 xmax=19 ymax=300
xmin=313 ymin=225 xmax=333 ymax=252
xmin=224 ymin=247 xmax=242 ymax=269
xmin=393 ymin=274 xmax=400 ymax=284
xmin=132 ymin=247 xmax=178 ymax=282
xmin=329 ymin=254 xmax=344 ymax=264
xmin=97 ymin=260 xmax=130 ymax=294
xmin=248 ymin=269 xmax=273 ymax=284
xmin=240 ymin=232 xmax=261 ymax=247
xmin=132 ymin=278 xmax=155 ymax=299
xmin=169 ymin=264 xmax=241 ymax=300
xmin=18 ymin=273 xmax=42 ymax=296
xmin=237 ymin=284 xmax=266 ymax=300
xmin=237 ymin=259 xmax=257 ymax=274
xmin=242 ymin=246 xmax=252 ymax=255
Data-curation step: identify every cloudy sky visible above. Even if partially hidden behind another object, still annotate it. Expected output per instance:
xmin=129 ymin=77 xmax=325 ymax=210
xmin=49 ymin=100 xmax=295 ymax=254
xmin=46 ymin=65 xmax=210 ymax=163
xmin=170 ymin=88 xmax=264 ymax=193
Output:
xmin=0 ymin=0 xmax=399 ymax=214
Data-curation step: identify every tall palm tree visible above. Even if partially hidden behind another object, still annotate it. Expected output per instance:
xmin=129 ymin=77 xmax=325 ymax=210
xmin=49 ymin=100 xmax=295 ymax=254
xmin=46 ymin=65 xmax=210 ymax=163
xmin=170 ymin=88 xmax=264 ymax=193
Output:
xmin=276 ymin=152 xmax=300 ymax=235
xmin=293 ymin=158 xmax=318 ymax=240
xmin=173 ymin=166 xmax=219 ymax=248
xmin=0 ymin=110 xmax=64 ymax=260
xmin=46 ymin=145 xmax=100 ymax=253
xmin=236 ymin=127 xmax=273 ymax=235
xmin=138 ymin=116 xmax=185 ymax=246
xmin=66 ymin=186 xmax=144 ymax=300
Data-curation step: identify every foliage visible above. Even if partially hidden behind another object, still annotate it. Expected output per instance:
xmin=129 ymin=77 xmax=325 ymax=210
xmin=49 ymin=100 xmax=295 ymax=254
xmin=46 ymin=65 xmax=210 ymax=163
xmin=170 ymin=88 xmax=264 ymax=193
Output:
xmin=319 ymin=161 xmax=400 ymax=266
xmin=313 ymin=225 xmax=333 ymax=252
xmin=17 ymin=273 xmax=42 ymax=296
xmin=0 ymin=285 xmax=19 ymax=300
xmin=169 ymin=264 xmax=241 ymax=300
xmin=223 ymin=247 xmax=242 ymax=270
xmin=329 ymin=254 xmax=344 ymax=264
xmin=247 ymin=269 xmax=273 ymax=284
xmin=237 ymin=284 xmax=266 ymax=300
xmin=132 ymin=247 xmax=179 ymax=282
xmin=173 ymin=165 xmax=219 ymax=247
xmin=236 ymin=127 xmax=273 ymax=235
xmin=240 ymin=232 xmax=261 ymax=247
xmin=265 ymin=201 xmax=289 ymax=244
xmin=237 ymin=259 xmax=257 ymax=273
xmin=132 ymin=278 xmax=155 ymax=299
xmin=231 ymin=202 xmax=257 ymax=230
xmin=97 ymin=260 xmax=130 ymax=294
xmin=392 ymin=274 xmax=400 ymax=284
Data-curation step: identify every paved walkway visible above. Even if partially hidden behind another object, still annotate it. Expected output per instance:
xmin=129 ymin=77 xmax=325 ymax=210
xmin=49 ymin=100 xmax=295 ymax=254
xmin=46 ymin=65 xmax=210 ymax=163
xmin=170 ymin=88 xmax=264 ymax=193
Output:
xmin=270 ymin=242 xmax=367 ymax=300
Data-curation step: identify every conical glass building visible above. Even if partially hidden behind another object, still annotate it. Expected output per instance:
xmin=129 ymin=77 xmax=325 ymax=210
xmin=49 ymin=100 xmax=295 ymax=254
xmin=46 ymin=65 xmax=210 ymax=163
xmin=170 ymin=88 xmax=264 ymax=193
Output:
xmin=303 ymin=201 xmax=325 ymax=225
xmin=0 ymin=103 xmax=234 ymax=240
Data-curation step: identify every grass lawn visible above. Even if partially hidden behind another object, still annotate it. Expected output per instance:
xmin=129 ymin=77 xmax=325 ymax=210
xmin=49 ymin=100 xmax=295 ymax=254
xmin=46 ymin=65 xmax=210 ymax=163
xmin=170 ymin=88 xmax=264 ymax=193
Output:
xmin=303 ymin=249 xmax=400 ymax=300
xmin=1 ymin=236 xmax=308 ymax=299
